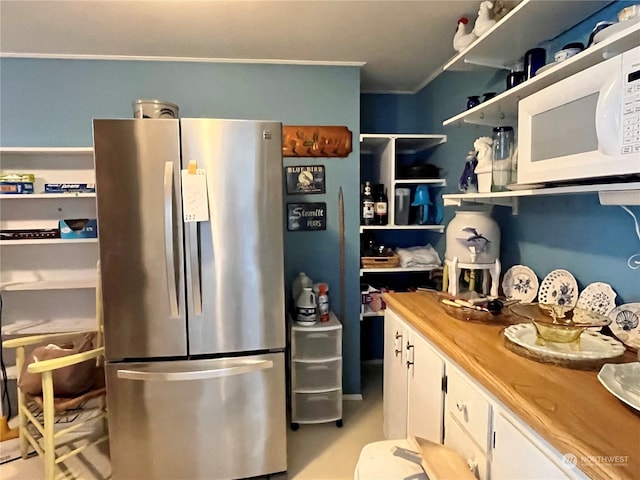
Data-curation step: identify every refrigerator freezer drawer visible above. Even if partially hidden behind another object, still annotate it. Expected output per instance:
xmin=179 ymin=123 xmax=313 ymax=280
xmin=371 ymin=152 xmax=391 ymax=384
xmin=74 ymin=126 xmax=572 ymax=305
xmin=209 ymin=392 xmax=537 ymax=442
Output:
xmin=292 ymin=358 xmax=342 ymax=392
xmin=292 ymin=390 xmax=342 ymax=423
xmin=106 ymin=353 xmax=286 ymax=480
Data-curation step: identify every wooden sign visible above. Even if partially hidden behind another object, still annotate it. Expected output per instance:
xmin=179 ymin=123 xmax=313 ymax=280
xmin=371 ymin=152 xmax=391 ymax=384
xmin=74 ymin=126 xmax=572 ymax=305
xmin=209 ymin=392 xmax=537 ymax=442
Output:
xmin=282 ymin=126 xmax=352 ymax=157
xmin=287 ymin=203 xmax=327 ymax=231
xmin=285 ymin=165 xmax=325 ymax=194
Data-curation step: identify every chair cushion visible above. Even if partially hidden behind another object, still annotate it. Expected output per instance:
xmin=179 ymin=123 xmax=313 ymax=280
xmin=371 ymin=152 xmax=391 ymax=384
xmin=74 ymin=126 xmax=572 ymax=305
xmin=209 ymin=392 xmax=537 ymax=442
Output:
xmin=19 ymin=333 xmax=97 ymax=397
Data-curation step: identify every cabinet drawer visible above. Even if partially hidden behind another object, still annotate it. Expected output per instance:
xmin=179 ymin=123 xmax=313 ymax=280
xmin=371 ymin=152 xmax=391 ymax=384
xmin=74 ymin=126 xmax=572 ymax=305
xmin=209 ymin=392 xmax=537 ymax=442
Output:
xmin=444 ymin=412 xmax=489 ymax=480
xmin=292 ymin=328 xmax=341 ymax=360
xmin=292 ymin=358 xmax=342 ymax=392
xmin=292 ymin=390 xmax=342 ymax=422
xmin=446 ymin=366 xmax=491 ymax=453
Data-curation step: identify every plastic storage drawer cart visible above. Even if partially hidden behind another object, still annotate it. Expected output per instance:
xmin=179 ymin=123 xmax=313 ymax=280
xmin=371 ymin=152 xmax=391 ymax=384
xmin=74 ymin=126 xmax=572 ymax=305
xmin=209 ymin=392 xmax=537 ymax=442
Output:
xmin=290 ymin=312 xmax=343 ymax=430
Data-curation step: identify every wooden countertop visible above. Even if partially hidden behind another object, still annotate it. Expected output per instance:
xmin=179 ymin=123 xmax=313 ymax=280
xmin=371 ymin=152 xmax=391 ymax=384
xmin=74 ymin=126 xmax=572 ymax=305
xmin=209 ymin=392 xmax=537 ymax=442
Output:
xmin=383 ymin=291 xmax=640 ymax=480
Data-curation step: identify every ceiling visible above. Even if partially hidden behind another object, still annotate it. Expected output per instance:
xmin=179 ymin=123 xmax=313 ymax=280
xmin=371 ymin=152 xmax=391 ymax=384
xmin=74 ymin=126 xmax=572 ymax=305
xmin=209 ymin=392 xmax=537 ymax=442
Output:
xmin=0 ymin=0 xmax=482 ymax=93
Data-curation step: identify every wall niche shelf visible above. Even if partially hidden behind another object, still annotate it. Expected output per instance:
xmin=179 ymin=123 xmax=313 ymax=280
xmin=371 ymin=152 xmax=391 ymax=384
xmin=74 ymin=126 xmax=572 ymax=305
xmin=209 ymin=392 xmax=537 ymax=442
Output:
xmin=444 ymin=182 xmax=640 ymax=214
xmin=0 ymin=146 xmax=99 ymax=341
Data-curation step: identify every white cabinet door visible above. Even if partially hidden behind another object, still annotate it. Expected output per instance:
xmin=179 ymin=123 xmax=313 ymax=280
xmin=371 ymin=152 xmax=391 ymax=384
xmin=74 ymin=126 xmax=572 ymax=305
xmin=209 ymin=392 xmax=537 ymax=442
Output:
xmin=407 ymin=328 xmax=444 ymax=444
xmin=383 ymin=308 xmax=408 ymax=439
xmin=492 ymin=410 xmax=572 ymax=480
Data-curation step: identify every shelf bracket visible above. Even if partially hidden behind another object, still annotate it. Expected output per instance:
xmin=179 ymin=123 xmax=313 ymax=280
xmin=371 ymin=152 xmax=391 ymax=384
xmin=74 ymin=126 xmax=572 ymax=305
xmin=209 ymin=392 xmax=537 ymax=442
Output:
xmin=463 ymin=57 xmax=512 ymax=70
xmin=598 ymin=189 xmax=640 ymax=206
xmin=444 ymin=196 xmax=519 ymax=214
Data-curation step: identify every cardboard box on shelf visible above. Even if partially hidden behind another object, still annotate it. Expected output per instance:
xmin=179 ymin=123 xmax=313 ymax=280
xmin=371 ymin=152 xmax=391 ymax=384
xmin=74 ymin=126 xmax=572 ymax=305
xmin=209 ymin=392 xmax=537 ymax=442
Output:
xmin=59 ymin=219 xmax=97 ymax=239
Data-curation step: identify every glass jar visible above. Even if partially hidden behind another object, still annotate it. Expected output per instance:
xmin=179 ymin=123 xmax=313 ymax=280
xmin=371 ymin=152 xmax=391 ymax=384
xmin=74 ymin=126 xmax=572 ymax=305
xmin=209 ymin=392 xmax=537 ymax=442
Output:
xmin=491 ymin=126 xmax=514 ymax=191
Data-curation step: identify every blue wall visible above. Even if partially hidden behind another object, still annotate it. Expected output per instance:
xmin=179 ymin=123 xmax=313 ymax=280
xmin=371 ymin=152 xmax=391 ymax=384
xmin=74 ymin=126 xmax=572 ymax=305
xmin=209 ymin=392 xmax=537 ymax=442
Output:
xmin=362 ymin=0 xmax=640 ymax=304
xmin=0 ymin=58 xmax=363 ymax=394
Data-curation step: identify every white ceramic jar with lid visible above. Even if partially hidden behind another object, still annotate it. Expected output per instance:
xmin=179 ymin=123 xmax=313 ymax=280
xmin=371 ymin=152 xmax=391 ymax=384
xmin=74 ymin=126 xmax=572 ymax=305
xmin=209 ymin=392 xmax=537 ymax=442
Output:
xmin=445 ymin=209 xmax=500 ymax=264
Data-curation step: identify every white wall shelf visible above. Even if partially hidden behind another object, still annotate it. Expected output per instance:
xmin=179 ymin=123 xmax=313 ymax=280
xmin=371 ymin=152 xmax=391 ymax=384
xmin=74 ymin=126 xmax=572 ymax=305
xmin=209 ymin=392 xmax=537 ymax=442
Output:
xmin=0 ymin=279 xmax=97 ymax=291
xmin=0 ymin=238 xmax=99 ymax=245
xmin=360 ymin=225 xmax=445 ymax=233
xmin=1 ymin=318 xmax=96 ymax=336
xmin=360 ymin=266 xmax=441 ymax=276
xmin=442 ymin=0 xmax=609 ymax=73
xmin=0 ymin=193 xmax=96 ymax=199
xmin=443 ymin=20 xmax=640 ymax=127
xmin=443 ymin=182 xmax=640 ymax=214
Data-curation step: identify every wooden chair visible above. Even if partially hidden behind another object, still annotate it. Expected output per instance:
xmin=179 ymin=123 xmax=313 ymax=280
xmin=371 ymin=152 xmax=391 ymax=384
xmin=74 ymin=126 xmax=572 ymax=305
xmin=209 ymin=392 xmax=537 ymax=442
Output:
xmin=2 ymin=263 xmax=108 ymax=479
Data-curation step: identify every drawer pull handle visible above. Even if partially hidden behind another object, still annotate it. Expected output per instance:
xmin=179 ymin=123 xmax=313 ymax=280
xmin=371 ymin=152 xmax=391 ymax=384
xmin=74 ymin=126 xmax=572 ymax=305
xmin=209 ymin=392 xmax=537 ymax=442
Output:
xmin=456 ymin=401 xmax=466 ymax=412
xmin=308 ymin=395 xmax=329 ymax=402
xmin=394 ymin=332 xmax=403 ymax=357
xmin=307 ymin=365 xmax=329 ymax=371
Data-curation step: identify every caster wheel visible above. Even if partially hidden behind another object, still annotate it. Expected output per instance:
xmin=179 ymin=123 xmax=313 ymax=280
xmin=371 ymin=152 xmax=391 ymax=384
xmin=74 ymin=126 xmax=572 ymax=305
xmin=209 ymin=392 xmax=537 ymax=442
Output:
xmin=290 ymin=422 xmax=299 ymax=431
xmin=336 ymin=419 xmax=343 ymax=428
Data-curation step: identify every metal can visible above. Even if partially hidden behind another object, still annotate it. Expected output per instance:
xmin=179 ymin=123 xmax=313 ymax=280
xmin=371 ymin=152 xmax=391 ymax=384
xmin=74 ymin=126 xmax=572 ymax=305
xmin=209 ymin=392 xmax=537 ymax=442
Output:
xmin=132 ymin=99 xmax=179 ymax=119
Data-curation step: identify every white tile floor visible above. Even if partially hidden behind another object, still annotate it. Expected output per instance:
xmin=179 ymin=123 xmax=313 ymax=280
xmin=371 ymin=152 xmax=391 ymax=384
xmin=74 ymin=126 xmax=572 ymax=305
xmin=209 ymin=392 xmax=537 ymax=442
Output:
xmin=0 ymin=363 xmax=384 ymax=480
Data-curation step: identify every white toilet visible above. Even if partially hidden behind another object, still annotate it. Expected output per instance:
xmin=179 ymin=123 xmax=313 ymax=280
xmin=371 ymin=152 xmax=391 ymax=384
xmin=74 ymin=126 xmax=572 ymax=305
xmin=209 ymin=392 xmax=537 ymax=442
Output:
xmin=355 ymin=437 xmax=475 ymax=480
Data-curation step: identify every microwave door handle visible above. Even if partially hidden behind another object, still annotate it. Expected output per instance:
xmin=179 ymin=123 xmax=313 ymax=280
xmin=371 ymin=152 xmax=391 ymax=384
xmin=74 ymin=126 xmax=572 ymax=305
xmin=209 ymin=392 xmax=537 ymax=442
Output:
xmin=595 ymin=74 xmax=621 ymax=157
xmin=164 ymin=161 xmax=179 ymax=319
xmin=116 ymin=360 xmax=274 ymax=382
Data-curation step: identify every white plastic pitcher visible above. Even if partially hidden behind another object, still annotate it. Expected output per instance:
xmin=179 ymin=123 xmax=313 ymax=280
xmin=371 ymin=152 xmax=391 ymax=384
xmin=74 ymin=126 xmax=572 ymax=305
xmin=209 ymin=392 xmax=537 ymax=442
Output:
xmin=395 ymin=188 xmax=411 ymax=225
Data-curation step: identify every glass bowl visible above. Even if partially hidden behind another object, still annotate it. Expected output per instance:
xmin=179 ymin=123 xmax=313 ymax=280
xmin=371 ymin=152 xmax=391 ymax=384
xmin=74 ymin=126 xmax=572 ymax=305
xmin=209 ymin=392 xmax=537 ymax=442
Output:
xmin=509 ymin=303 xmax=611 ymax=347
xmin=436 ymin=292 xmax=500 ymax=323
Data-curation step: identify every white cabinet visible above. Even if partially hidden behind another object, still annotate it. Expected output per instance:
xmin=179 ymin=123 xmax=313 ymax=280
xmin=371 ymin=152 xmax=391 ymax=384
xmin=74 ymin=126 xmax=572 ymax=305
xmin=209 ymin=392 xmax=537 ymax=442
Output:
xmin=384 ymin=306 xmax=585 ymax=480
xmin=382 ymin=307 xmax=408 ymax=439
xmin=0 ymin=147 xmax=98 ymax=339
xmin=289 ymin=313 xmax=343 ymax=430
xmin=383 ymin=308 xmax=444 ymax=443
xmin=406 ymin=326 xmax=444 ymax=444
xmin=492 ymin=409 xmax=575 ymax=480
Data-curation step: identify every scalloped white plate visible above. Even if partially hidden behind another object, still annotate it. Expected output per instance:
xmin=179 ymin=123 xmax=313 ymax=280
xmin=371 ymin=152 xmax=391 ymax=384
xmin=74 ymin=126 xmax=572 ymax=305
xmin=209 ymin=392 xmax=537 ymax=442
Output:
xmin=608 ymin=303 xmax=640 ymax=350
xmin=577 ymin=282 xmax=617 ymax=316
xmin=504 ymin=323 xmax=625 ymax=361
xmin=502 ymin=265 xmax=538 ymax=302
xmin=538 ymin=269 xmax=578 ymax=307
xmin=598 ymin=363 xmax=640 ymax=411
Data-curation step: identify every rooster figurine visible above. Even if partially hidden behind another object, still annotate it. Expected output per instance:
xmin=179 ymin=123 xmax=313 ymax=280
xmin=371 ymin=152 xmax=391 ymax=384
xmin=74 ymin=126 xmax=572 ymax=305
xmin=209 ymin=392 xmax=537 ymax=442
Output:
xmin=473 ymin=1 xmax=497 ymax=38
xmin=453 ymin=17 xmax=477 ymax=52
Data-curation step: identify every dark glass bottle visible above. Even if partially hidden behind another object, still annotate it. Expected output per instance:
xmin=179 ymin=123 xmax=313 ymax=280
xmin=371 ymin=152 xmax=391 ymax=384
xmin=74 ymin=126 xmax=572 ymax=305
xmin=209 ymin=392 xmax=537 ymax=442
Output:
xmin=373 ymin=184 xmax=388 ymax=225
xmin=361 ymin=181 xmax=374 ymax=225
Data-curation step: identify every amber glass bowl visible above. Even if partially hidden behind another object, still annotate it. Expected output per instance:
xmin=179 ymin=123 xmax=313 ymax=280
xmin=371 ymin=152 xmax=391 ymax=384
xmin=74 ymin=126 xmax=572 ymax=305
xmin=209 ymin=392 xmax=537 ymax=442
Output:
xmin=509 ymin=303 xmax=611 ymax=346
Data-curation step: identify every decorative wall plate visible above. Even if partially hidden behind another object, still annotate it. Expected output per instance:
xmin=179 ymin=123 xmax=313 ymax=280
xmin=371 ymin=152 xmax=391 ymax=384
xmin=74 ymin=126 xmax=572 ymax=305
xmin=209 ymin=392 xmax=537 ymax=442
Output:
xmin=502 ymin=265 xmax=538 ymax=302
xmin=598 ymin=363 xmax=640 ymax=411
xmin=576 ymin=282 xmax=617 ymax=315
xmin=608 ymin=303 xmax=640 ymax=350
xmin=538 ymin=269 xmax=578 ymax=307
xmin=504 ymin=323 xmax=625 ymax=361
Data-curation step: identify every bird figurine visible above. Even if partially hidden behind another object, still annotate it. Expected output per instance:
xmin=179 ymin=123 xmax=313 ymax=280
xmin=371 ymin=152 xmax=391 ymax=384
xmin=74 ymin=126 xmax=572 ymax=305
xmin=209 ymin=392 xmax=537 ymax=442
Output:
xmin=473 ymin=1 xmax=497 ymax=38
xmin=453 ymin=17 xmax=477 ymax=52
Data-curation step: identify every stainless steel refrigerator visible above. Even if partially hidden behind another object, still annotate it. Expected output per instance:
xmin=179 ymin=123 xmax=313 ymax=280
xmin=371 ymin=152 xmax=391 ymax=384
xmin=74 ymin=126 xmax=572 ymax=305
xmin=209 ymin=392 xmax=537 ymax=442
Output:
xmin=93 ymin=118 xmax=286 ymax=480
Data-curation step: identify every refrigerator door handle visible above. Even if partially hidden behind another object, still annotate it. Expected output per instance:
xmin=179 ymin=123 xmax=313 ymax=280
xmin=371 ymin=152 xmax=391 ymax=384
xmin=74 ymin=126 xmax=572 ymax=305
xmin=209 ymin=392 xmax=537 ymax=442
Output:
xmin=116 ymin=359 xmax=274 ymax=382
xmin=187 ymin=222 xmax=202 ymax=315
xmin=163 ymin=161 xmax=179 ymax=319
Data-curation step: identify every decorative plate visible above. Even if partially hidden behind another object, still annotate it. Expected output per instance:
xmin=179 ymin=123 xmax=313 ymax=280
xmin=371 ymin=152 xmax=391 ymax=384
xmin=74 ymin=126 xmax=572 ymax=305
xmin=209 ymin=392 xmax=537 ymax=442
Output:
xmin=504 ymin=323 xmax=625 ymax=361
xmin=502 ymin=265 xmax=539 ymax=302
xmin=598 ymin=363 xmax=640 ymax=411
xmin=538 ymin=269 xmax=578 ymax=307
xmin=608 ymin=303 xmax=640 ymax=350
xmin=576 ymin=282 xmax=617 ymax=316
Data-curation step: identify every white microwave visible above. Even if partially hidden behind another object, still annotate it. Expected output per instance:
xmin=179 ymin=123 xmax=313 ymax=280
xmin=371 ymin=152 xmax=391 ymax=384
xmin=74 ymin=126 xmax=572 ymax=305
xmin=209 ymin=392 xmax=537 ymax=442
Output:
xmin=518 ymin=45 xmax=640 ymax=185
